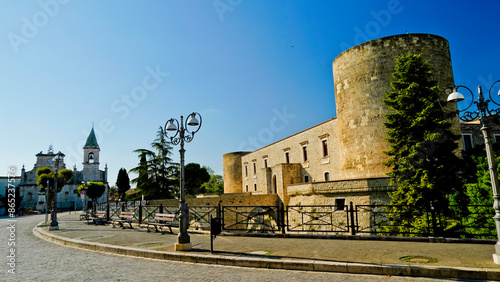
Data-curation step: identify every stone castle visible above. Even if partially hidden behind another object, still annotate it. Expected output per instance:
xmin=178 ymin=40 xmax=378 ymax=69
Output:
xmin=18 ymin=127 xmax=108 ymax=211
xmin=223 ymin=33 xmax=467 ymax=207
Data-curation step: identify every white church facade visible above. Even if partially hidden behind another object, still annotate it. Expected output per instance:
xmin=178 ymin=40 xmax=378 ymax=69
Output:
xmin=18 ymin=127 xmax=108 ymax=211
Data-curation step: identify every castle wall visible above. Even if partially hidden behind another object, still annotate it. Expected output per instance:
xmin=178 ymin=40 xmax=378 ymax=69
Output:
xmin=332 ymin=33 xmax=457 ymax=180
xmin=237 ymin=118 xmax=340 ymax=195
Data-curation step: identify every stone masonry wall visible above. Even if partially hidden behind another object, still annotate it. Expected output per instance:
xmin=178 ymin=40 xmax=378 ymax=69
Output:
xmin=332 ymin=33 xmax=457 ymax=180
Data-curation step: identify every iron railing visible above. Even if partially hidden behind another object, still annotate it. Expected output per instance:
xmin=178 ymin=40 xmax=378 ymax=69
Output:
xmin=92 ymin=201 xmax=496 ymax=239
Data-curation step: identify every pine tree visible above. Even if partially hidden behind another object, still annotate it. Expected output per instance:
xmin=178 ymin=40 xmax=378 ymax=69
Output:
xmin=382 ymin=53 xmax=465 ymax=235
xmin=130 ymin=127 xmax=179 ymax=199
xmin=116 ymin=168 xmax=131 ymax=200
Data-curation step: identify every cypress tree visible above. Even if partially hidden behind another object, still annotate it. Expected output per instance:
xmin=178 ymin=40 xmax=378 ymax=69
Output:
xmin=383 ymin=53 xmax=465 ymax=234
xmin=116 ymin=168 xmax=131 ymax=200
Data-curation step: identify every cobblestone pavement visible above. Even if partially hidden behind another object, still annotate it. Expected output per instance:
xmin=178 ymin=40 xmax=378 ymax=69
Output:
xmin=0 ymin=214 xmax=458 ymax=282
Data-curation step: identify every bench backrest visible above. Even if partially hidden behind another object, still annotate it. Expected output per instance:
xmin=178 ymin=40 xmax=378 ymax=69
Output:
xmin=120 ymin=212 xmax=134 ymax=218
xmin=154 ymin=213 xmax=175 ymax=222
xmin=96 ymin=211 xmax=106 ymax=216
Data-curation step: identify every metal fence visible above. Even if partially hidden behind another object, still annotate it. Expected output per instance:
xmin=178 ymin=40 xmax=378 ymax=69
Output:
xmin=286 ymin=205 xmax=350 ymax=233
xmin=222 ymin=205 xmax=282 ymax=233
xmin=93 ymin=201 xmax=497 ymax=239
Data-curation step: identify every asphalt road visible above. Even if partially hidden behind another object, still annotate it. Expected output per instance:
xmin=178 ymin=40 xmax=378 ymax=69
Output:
xmin=0 ymin=213 xmax=459 ymax=281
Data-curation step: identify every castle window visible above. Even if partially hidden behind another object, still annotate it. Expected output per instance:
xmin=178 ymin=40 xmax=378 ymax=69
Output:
xmin=324 ymin=172 xmax=330 ymax=181
xmin=264 ymin=158 xmax=268 ymax=168
xmin=322 ymin=140 xmax=329 ymax=157
xmin=245 ymin=164 xmax=248 ymax=176
xmin=254 ymin=184 xmax=257 ymax=191
xmin=302 ymin=146 xmax=308 ymax=162
xmin=335 ymin=198 xmax=346 ymax=211
xmin=253 ymin=161 xmax=256 ymax=174
xmin=462 ymin=134 xmax=473 ymax=151
xmin=304 ymin=175 xmax=310 ymax=183
xmin=285 ymin=152 xmax=290 ymax=163
xmin=246 ymin=185 xmax=248 ymax=192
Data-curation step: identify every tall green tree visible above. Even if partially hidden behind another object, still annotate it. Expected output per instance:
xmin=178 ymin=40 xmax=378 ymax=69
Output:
xmin=382 ymin=53 xmax=465 ymax=234
xmin=130 ymin=126 xmax=179 ymax=199
xmin=36 ymin=166 xmax=73 ymax=210
xmin=460 ymin=144 xmax=500 ymax=238
xmin=116 ymin=168 xmax=131 ymax=200
xmin=184 ymin=163 xmax=210 ymax=196
xmin=201 ymin=174 xmax=224 ymax=195
xmin=78 ymin=181 xmax=106 ymax=212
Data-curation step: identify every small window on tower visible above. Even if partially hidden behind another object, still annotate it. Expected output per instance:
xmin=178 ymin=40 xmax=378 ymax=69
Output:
xmin=89 ymin=152 xmax=95 ymax=163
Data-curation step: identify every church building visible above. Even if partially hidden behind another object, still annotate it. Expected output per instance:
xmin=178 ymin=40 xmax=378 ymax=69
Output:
xmin=18 ymin=127 xmax=108 ymax=211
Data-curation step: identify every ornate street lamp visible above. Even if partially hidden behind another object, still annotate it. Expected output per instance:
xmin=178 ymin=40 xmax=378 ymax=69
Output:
xmin=446 ymin=80 xmax=500 ymax=263
xmin=165 ymin=112 xmax=202 ymax=251
xmin=49 ymin=152 xmax=64 ymax=230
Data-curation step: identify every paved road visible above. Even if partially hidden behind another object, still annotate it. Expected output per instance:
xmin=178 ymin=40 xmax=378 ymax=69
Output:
xmin=1 ymin=214 xmax=459 ymax=281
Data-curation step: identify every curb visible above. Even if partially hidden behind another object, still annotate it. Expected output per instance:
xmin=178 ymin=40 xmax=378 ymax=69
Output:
xmin=33 ymin=223 xmax=500 ymax=280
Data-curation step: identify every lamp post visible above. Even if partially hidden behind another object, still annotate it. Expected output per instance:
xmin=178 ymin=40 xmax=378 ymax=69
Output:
xmin=165 ymin=112 xmax=202 ymax=251
xmin=49 ymin=152 xmax=63 ymax=230
xmin=446 ymin=80 xmax=500 ymax=263
xmin=45 ymin=180 xmax=49 ymax=224
xmin=81 ymin=181 xmax=88 ymax=213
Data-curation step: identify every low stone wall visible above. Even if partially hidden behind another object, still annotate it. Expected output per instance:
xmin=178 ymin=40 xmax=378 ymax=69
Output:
xmin=149 ymin=193 xmax=280 ymax=207
xmin=286 ymin=177 xmax=394 ymax=206
xmin=285 ymin=177 xmax=395 ymax=235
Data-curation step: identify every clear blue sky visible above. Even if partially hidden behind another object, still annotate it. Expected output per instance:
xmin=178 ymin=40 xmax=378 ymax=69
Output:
xmin=2 ymin=0 xmax=500 ymax=187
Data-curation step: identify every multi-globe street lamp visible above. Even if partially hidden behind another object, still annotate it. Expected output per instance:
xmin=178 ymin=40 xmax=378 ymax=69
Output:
xmin=165 ymin=112 xmax=202 ymax=251
xmin=446 ymin=80 xmax=500 ymax=263
xmin=49 ymin=152 xmax=63 ymax=230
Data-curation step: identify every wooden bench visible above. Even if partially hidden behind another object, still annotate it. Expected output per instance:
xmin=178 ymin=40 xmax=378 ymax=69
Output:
xmin=112 ymin=211 xmax=134 ymax=229
xmin=146 ymin=213 xmax=175 ymax=234
xmin=88 ymin=210 xmax=107 ymax=225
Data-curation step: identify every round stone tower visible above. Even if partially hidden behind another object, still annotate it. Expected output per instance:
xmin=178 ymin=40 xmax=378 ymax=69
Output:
xmin=332 ymin=33 xmax=456 ymax=180
xmin=223 ymin=151 xmax=250 ymax=193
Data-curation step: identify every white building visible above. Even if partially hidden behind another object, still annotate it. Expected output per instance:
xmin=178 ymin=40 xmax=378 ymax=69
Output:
xmin=18 ymin=127 xmax=108 ymax=211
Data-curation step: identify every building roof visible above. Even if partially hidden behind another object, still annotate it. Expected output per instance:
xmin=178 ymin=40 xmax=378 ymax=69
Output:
xmin=84 ymin=127 xmax=99 ymax=148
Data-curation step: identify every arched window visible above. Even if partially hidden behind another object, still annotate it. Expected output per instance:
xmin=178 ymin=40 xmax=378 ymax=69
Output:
xmin=88 ymin=152 xmax=95 ymax=163
xmin=324 ymin=172 xmax=330 ymax=181
xmin=304 ymin=175 xmax=310 ymax=183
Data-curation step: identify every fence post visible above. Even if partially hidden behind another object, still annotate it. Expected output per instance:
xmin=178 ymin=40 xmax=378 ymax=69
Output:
xmin=280 ymin=202 xmax=286 ymax=234
xmin=349 ymin=201 xmax=356 ymax=235
xmin=138 ymin=201 xmax=143 ymax=225
xmin=121 ymin=202 xmax=125 ymax=212
xmin=106 ymin=201 xmax=110 ymax=222
xmin=217 ymin=202 xmax=221 ymax=218
xmin=159 ymin=203 xmax=163 ymax=213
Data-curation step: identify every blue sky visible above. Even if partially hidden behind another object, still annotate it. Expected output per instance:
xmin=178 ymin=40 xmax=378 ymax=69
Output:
xmin=2 ymin=0 xmax=500 ymax=187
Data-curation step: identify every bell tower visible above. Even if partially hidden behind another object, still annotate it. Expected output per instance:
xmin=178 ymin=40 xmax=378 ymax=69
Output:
xmin=83 ymin=126 xmax=100 ymax=176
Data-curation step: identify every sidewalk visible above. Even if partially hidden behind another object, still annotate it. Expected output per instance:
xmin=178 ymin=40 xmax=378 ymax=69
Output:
xmin=34 ymin=212 xmax=500 ymax=280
